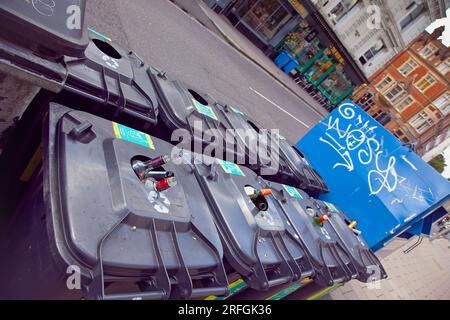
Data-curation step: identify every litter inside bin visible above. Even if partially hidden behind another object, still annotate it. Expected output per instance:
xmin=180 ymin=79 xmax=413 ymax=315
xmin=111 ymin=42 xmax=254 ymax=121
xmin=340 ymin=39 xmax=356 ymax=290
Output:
xmin=313 ymin=200 xmax=388 ymax=283
xmin=268 ymin=181 xmax=358 ymax=287
xmin=0 ymin=104 xmax=229 ymax=300
xmin=193 ymin=157 xmax=312 ymax=291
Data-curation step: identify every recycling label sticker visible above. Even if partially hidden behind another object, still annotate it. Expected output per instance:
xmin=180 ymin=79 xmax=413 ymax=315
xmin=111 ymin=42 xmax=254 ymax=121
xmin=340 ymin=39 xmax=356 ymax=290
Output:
xmin=217 ymin=159 xmax=245 ymax=176
xmin=113 ymin=122 xmax=155 ymax=149
xmin=230 ymin=105 xmax=245 ymax=115
xmin=282 ymin=184 xmax=303 ymax=199
xmin=192 ymin=100 xmax=218 ymax=121
xmin=323 ymin=201 xmax=339 ymax=213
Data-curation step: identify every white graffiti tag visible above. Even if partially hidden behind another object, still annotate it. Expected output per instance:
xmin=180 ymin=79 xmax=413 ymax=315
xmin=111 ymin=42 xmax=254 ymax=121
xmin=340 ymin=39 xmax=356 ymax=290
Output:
xmin=320 ymin=102 xmax=399 ymax=196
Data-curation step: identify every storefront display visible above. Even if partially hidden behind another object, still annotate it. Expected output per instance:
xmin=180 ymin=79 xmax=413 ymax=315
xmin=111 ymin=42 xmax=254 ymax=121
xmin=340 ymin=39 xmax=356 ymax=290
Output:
xmin=234 ymin=0 xmax=294 ymax=42
xmin=318 ymin=64 xmax=354 ymax=105
xmin=305 ymin=48 xmax=336 ymax=85
xmin=279 ymin=20 xmax=323 ymax=72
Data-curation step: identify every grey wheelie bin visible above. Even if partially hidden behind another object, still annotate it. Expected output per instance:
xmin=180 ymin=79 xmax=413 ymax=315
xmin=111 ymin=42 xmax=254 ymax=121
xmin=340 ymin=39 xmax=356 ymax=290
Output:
xmin=313 ymin=200 xmax=388 ymax=283
xmin=0 ymin=0 xmax=89 ymax=152
xmin=266 ymin=181 xmax=358 ymax=287
xmin=59 ymin=31 xmax=159 ymax=130
xmin=215 ymin=103 xmax=328 ymax=194
xmin=0 ymin=104 xmax=229 ymax=300
xmin=192 ymin=156 xmax=314 ymax=291
xmin=149 ymin=68 xmax=246 ymax=160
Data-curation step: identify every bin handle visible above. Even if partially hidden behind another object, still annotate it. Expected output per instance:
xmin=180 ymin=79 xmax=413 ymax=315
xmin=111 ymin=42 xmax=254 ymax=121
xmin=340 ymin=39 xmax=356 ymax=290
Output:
xmin=85 ymin=214 xmax=172 ymax=300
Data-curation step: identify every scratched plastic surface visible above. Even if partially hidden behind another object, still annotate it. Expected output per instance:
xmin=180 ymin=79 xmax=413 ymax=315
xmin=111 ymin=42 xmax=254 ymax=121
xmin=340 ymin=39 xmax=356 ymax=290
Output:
xmin=297 ymin=100 xmax=450 ymax=250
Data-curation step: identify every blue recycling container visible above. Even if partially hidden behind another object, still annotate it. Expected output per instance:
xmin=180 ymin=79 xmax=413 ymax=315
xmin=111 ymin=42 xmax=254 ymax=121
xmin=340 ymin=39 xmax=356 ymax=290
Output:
xmin=274 ymin=50 xmax=292 ymax=69
xmin=282 ymin=58 xmax=300 ymax=74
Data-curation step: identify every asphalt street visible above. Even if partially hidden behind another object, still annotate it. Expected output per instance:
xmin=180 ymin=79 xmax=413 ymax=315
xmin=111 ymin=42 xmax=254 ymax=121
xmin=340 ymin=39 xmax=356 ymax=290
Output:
xmin=85 ymin=0 xmax=324 ymax=143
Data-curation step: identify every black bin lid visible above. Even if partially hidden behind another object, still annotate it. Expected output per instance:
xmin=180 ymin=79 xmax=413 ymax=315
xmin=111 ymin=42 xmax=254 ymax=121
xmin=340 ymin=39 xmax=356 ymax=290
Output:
xmin=267 ymin=181 xmax=358 ymax=287
xmin=46 ymin=104 xmax=228 ymax=300
xmin=149 ymin=70 xmax=244 ymax=159
xmin=314 ymin=200 xmax=387 ymax=283
xmin=63 ymin=32 xmax=158 ymax=128
xmin=278 ymin=139 xmax=329 ymax=194
xmin=0 ymin=0 xmax=88 ymax=58
xmin=217 ymin=102 xmax=328 ymax=193
xmin=193 ymin=157 xmax=310 ymax=290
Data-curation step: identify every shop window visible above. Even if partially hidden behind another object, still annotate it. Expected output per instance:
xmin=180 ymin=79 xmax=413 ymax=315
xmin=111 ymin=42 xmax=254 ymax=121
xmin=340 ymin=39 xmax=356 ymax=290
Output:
xmin=318 ymin=65 xmax=354 ymax=104
xmin=399 ymin=3 xmax=425 ymax=30
xmin=328 ymin=0 xmax=358 ymax=25
xmin=239 ymin=0 xmax=292 ymax=41
xmin=359 ymin=39 xmax=385 ymax=65
xmin=409 ymin=110 xmax=434 ymax=133
xmin=437 ymin=59 xmax=450 ymax=75
xmin=384 ymin=84 xmax=407 ymax=105
xmin=415 ymin=73 xmax=437 ymax=92
xmin=398 ymin=58 xmax=418 ymax=76
xmin=395 ymin=96 xmax=414 ymax=112
xmin=419 ymin=43 xmax=437 ymax=58
xmin=433 ymin=92 xmax=450 ymax=115
xmin=376 ymin=75 xmax=393 ymax=92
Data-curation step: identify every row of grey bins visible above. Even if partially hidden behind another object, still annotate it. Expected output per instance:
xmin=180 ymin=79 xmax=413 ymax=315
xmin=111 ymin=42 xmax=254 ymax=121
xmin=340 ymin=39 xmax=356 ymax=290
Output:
xmin=0 ymin=3 xmax=386 ymax=300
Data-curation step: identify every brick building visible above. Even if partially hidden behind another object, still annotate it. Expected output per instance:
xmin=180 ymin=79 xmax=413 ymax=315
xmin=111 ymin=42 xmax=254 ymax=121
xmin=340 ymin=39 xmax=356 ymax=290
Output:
xmin=353 ymin=29 xmax=450 ymax=159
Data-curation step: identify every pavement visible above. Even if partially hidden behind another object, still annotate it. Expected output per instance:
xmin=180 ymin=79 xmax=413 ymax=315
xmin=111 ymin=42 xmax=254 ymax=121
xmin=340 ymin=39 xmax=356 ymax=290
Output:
xmin=325 ymin=237 xmax=450 ymax=300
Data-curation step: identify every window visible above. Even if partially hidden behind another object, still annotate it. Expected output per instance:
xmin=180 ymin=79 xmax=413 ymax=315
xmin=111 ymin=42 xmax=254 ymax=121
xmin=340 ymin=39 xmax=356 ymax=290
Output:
xmin=419 ymin=43 xmax=437 ymax=58
xmin=238 ymin=0 xmax=293 ymax=41
xmin=399 ymin=3 xmax=425 ymax=30
xmin=395 ymin=96 xmax=414 ymax=112
xmin=371 ymin=110 xmax=390 ymax=125
xmin=437 ymin=59 xmax=450 ymax=75
xmin=359 ymin=39 xmax=385 ymax=65
xmin=398 ymin=58 xmax=418 ymax=75
xmin=376 ymin=76 xmax=393 ymax=92
xmin=415 ymin=73 xmax=437 ymax=92
xmin=328 ymin=0 xmax=358 ymax=24
xmin=409 ymin=110 xmax=434 ymax=133
xmin=384 ymin=84 xmax=407 ymax=105
xmin=433 ymin=92 xmax=450 ymax=115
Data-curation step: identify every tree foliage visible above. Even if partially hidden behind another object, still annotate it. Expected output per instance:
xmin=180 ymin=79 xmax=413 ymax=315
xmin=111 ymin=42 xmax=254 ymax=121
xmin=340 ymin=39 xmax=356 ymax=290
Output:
xmin=428 ymin=154 xmax=446 ymax=174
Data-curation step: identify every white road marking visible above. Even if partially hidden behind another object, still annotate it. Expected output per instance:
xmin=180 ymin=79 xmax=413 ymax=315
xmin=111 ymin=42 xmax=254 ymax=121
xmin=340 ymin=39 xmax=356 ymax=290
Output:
xmin=249 ymin=87 xmax=311 ymax=128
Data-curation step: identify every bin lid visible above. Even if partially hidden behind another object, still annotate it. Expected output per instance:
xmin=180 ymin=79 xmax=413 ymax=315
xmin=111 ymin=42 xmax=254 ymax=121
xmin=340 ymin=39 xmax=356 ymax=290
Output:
xmin=217 ymin=103 xmax=326 ymax=192
xmin=193 ymin=156 xmax=308 ymax=290
xmin=46 ymin=104 xmax=228 ymax=299
xmin=278 ymin=136 xmax=329 ymax=194
xmin=314 ymin=200 xmax=388 ymax=283
xmin=0 ymin=0 xmax=88 ymax=58
xmin=63 ymin=33 xmax=158 ymax=127
xmin=267 ymin=181 xmax=358 ymax=286
xmin=149 ymin=70 xmax=244 ymax=159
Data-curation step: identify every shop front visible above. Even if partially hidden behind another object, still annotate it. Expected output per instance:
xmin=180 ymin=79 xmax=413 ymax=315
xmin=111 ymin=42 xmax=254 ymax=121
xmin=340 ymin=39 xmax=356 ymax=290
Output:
xmin=205 ymin=0 xmax=366 ymax=107
xmin=224 ymin=0 xmax=302 ymax=50
xmin=276 ymin=19 xmax=356 ymax=105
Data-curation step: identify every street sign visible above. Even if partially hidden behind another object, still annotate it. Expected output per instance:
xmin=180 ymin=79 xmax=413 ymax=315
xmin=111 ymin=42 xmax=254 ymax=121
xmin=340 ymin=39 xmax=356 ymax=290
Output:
xmin=296 ymin=100 xmax=450 ymax=251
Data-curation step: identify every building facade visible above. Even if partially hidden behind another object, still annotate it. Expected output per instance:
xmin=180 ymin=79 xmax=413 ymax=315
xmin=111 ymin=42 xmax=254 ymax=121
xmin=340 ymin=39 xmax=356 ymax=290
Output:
xmin=353 ymin=30 xmax=450 ymax=159
xmin=312 ymin=0 xmax=448 ymax=77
